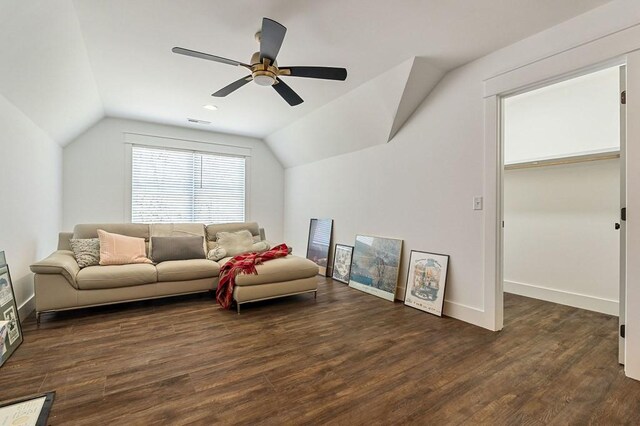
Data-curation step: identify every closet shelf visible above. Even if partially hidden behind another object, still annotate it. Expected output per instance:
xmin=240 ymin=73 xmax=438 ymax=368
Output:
xmin=504 ymin=150 xmax=620 ymax=170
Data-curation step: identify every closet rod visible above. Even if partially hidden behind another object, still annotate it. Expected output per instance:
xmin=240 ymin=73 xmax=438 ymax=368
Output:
xmin=504 ymin=151 xmax=620 ymax=170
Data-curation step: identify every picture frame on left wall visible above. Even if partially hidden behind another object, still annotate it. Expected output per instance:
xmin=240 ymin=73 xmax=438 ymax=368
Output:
xmin=0 ymin=252 xmax=23 ymax=368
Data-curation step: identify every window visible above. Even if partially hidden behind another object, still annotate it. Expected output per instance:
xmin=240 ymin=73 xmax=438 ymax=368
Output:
xmin=131 ymin=145 xmax=246 ymax=224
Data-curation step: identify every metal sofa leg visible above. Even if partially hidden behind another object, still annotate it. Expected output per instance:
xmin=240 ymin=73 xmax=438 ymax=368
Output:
xmin=314 ymin=290 xmax=317 ymax=299
xmin=237 ymin=303 xmax=241 ymax=314
xmin=36 ymin=311 xmax=41 ymax=325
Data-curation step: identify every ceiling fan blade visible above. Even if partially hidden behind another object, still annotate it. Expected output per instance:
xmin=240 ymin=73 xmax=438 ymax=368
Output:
xmin=259 ymin=18 xmax=286 ymax=62
xmin=281 ymin=66 xmax=347 ymax=81
xmin=273 ymin=78 xmax=303 ymax=106
xmin=212 ymin=76 xmax=253 ymax=97
xmin=172 ymin=47 xmax=250 ymax=69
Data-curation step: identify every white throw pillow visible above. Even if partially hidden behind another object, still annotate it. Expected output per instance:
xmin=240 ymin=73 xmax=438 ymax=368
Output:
xmin=207 ymin=231 xmax=271 ymax=261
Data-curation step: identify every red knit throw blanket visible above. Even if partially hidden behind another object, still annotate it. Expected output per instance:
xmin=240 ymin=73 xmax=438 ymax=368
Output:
xmin=216 ymin=243 xmax=290 ymax=309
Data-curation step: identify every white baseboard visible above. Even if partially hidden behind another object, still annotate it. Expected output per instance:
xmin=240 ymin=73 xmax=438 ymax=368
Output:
xmin=390 ymin=283 xmax=494 ymax=330
xmin=504 ymin=280 xmax=618 ymax=316
xmin=396 ymin=285 xmax=494 ymax=330
xmin=443 ymin=301 xmax=494 ymax=330
xmin=17 ymin=294 xmax=35 ymax=323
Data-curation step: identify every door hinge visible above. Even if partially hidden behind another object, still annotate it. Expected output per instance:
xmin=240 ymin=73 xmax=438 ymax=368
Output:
xmin=622 ymin=207 xmax=627 ymax=221
xmin=621 ymin=324 xmax=626 ymax=338
xmin=621 ymin=90 xmax=626 ymax=105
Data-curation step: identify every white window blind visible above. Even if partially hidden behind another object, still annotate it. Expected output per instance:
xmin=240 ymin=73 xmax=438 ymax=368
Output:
xmin=131 ymin=145 xmax=245 ymax=223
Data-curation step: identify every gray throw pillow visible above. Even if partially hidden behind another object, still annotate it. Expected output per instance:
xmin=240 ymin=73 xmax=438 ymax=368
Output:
xmin=151 ymin=236 xmax=205 ymax=263
xmin=69 ymin=238 xmax=100 ymax=268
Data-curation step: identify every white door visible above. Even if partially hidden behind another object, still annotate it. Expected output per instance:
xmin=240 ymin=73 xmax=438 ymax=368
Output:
xmin=619 ymin=65 xmax=627 ymax=365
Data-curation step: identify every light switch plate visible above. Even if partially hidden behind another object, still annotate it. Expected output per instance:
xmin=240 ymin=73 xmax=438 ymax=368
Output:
xmin=473 ymin=196 xmax=483 ymax=210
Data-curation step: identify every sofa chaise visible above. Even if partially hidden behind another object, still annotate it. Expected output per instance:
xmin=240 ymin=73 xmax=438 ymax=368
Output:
xmin=30 ymin=222 xmax=319 ymax=322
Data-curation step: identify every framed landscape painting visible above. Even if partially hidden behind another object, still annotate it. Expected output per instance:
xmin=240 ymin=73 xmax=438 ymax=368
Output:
xmin=403 ymin=250 xmax=449 ymax=317
xmin=331 ymin=244 xmax=353 ymax=284
xmin=349 ymin=235 xmax=403 ymax=301
xmin=306 ymin=219 xmax=333 ymax=276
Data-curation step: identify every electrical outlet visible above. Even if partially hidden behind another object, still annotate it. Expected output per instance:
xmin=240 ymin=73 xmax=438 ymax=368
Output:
xmin=473 ymin=196 xmax=483 ymax=210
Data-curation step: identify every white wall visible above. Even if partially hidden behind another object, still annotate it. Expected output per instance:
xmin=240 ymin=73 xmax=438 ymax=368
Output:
xmin=272 ymin=0 xmax=640 ymax=330
xmin=504 ymin=160 xmax=619 ymax=314
xmin=0 ymin=94 xmax=62 ymax=317
xmin=504 ymin=66 xmax=620 ymax=164
xmin=63 ymin=117 xmax=285 ymax=242
xmin=283 ymin=66 xmax=486 ymax=322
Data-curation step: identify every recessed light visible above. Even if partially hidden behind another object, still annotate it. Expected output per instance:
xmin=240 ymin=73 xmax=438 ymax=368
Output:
xmin=203 ymin=104 xmax=218 ymax=111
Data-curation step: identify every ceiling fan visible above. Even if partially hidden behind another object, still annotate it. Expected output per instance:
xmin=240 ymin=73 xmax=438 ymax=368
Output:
xmin=172 ymin=17 xmax=347 ymax=106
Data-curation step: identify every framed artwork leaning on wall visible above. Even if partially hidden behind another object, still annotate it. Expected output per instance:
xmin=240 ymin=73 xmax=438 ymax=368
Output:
xmin=306 ymin=218 xmax=333 ymax=276
xmin=0 ymin=252 xmax=23 ymax=368
xmin=403 ymin=250 xmax=450 ymax=317
xmin=331 ymin=244 xmax=353 ymax=284
xmin=349 ymin=235 xmax=403 ymax=301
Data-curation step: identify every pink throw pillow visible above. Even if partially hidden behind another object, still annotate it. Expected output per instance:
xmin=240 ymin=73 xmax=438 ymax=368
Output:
xmin=97 ymin=229 xmax=152 ymax=265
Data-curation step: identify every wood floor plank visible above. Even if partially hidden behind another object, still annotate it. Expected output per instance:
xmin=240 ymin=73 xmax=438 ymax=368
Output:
xmin=0 ymin=279 xmax=639 ymax=425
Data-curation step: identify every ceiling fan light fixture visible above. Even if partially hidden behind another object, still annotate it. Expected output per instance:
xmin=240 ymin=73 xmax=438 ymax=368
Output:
xmin=253 ymin=73 xmax=276 ymax=86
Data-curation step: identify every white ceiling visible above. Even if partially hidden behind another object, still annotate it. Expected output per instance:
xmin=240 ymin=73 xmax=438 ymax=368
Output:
xmin=1 ymin=0 xmax=612 ymax=146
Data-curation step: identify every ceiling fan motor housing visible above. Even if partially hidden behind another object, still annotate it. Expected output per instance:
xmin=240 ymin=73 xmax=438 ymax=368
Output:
xmin=250 ymin=51 xmax=277 ymax=86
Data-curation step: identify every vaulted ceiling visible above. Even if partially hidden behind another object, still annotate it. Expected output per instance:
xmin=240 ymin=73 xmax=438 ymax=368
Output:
xmin=0 ymin=0 xmax=612 ymax=147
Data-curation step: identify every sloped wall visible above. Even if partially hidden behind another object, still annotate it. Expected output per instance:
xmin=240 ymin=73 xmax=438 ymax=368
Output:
xmin=0 ymin=0 xmax=103 ymax=146
xmin=266 ymin=57 xmax=444 ymax=168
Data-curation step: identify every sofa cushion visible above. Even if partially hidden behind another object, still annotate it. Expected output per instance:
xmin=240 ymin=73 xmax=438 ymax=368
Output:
xmin=151 ymin=236 xmax=206 ymax=263
xmin=206 ymin=222 xmax=260 ymax=251
xmin=69 ymin=238 xmax=100 ymax=268
xmin=98 ymin=229 xmax=152 ymax=265
xmin=216 ymin=230 xmax=254 ymax=253
xmin=207 ymin=239 xmax=270 ymax=261
xmin=76 ymin=264 xmax=157 ymax=290
xmin=156 ymin=259 xmax=220 ymax=282
xmin=218 ymin=255 xmax=319 ymax=286
xmin=149 ymin=223 xmax=207 ymax=255
xmin=206 ymin=222 xmax=260 ymax=241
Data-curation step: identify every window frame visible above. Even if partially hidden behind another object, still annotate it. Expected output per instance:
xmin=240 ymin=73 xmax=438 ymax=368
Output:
xmin=124 ymin=133 xmax=251 ymax=224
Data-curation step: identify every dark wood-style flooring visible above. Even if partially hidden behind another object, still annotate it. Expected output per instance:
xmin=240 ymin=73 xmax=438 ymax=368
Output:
xmin=1 ymin=278 xmax=639 ymax=425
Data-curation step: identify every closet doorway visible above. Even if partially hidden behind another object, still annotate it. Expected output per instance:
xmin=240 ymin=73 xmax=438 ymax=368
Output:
xmin=501 ymin=65 xmax=626 ymax=363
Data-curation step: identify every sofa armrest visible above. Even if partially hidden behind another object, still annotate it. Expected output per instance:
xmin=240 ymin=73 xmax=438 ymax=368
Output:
xmin=30 ymin=250 xmax=80 ymax=288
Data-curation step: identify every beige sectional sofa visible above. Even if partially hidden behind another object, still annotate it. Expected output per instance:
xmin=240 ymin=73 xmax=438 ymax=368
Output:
xmin=30 ymin=222 xmax=319 ymax=322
